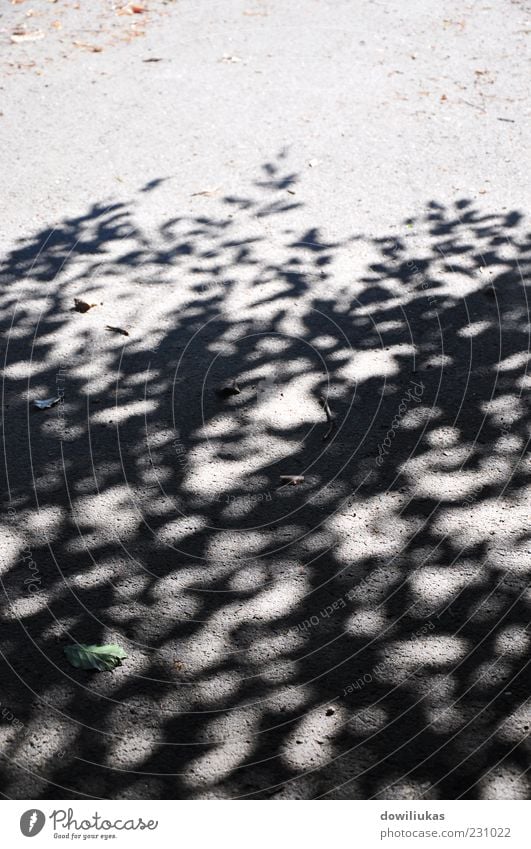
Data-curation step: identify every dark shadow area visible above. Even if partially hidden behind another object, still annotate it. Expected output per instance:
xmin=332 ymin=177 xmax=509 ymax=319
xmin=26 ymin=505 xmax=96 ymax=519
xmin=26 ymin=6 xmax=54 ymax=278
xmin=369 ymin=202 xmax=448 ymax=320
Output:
xmin=0 ymin=155 xmax=529 ymax=800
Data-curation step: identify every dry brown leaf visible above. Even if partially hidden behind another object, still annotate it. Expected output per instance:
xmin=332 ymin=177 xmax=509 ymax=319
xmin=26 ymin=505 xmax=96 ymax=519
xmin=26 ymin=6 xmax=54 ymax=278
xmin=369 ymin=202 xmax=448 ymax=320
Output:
xmin=74 ymin=298 xmax=100 ymax=313
xmin=118 ymin=2 xmax=147 ymax=14
xmin=73 ymin=41 xmax=103 ymax=52
xmin=7 ymin=60 xmax=36 ymax=69
xmin=216 ymin=379 xmax=240 ymax=398
xmin=52 ymin=20 xmax=62 ymax=30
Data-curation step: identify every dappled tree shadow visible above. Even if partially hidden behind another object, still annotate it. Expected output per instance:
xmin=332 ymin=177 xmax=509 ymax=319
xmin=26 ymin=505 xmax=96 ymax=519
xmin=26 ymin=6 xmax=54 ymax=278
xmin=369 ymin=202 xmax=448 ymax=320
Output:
xmin=0 ymin=154 xmax=529 ymax=800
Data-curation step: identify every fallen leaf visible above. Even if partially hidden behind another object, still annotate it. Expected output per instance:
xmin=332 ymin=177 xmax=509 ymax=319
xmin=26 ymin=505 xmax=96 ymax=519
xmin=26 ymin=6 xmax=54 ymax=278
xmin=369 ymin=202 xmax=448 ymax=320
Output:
xmin=73 ymin=41 xmax=103 ymax=52
xmin=279 ymin=475 xmax=305 ymax=486
xmin=121 ymin=27 xmax=146 ymax=42
xmin=440 ymin=94 xmax=447 ymax=102
xmin=106 ymin=325 xmax=130 ymax=336
xmin=118 ymin=2 xmax=147 ymax=14
xmin=11 ymin=29 xmax=45 ymax=43
xmin=7 ymin=60 xmax=35 ymax=69
xmin=64 ymin=643 xmax=127 ymax=672
xmin=52 ymin=20 xmax=62 ymax=30
xmin=191 ymin=187 xmax=221 ymax=197
xmin=143 ymin=57 xmax=163 ymax=62
xmin=34 ymin=397 xmax=61 ymax=410
xmin=443 ymin=19 xmax=465 ymax=30
xmin=173 ymin=659 xmax=184 ymax=671
xmin=220 ymin=53 xmax=242 ymax=63
xmin=74 ymin=298 xmax=99 ymax=313
xmin=216 ymin=379 xmax=241 ymax=398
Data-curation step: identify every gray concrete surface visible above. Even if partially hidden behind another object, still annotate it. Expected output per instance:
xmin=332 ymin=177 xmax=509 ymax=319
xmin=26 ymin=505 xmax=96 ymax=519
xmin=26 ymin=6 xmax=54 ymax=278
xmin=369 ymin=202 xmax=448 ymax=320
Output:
xmin=0 ymin=0 xmax=530 ymax=799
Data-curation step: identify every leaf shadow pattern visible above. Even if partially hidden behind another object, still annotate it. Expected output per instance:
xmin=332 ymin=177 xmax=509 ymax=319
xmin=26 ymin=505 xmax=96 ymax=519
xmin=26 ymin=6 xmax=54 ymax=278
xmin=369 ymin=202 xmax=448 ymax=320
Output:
xmin=0 ymin=155 xmax=530 ymax=800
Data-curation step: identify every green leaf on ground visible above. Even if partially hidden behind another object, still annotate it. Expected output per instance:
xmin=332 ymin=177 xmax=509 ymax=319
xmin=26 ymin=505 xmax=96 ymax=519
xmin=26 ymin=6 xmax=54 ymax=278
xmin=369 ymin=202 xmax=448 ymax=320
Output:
xmin=64 ymin=643 xmax=127 ymax=672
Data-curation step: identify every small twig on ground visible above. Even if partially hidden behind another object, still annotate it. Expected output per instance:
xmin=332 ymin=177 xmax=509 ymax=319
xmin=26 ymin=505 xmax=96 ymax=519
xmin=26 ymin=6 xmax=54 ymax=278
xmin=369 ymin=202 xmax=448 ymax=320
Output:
xmin=106 ymin=325 xmax=129 ymax=336
xmin=460 ymin=98 xmax=486 ymax=114
xmin=319 ymin=394 xmax=336 ymax=440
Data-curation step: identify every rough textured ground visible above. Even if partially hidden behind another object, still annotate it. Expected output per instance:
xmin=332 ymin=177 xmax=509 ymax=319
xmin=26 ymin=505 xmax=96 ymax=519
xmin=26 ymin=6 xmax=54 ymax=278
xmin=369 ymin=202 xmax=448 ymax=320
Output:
xmin=0 ymin=0 xmax=530 ymax=800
